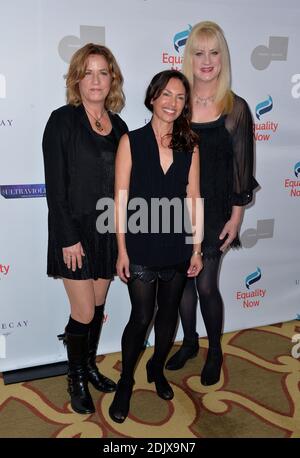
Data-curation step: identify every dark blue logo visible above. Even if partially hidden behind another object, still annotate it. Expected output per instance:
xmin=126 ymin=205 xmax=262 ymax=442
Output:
xmin=255 ymin=95 xmax=273 ymax=120
xmin=294 ymin=162 xmax=300 ymax=178
xmin=245 ymin=267 xmax=262 ymax=289
xmin=173 ymin=25 xmax=192 ymax=53
xmin=0 ymin=184 xmax=46 ymax=199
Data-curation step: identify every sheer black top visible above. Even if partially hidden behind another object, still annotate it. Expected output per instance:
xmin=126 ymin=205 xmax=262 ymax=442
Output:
xmin=192 ymin=94 xmax=259 ymax=258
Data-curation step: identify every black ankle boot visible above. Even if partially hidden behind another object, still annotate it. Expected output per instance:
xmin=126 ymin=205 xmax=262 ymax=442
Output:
xmin=64 ymin=332 xmax=95 ymax=414
xmin=201 ymin=346 xmax=223 ymax=386
xmin=146 ymin=359 xmax=174 ymax=400
xmin=165 ymin=334 xmax=199 ymax=371
xmin=87 ymin=306 xmax=116 ymax=393
xmin=109 ymin=377 xmax=135 ymax=423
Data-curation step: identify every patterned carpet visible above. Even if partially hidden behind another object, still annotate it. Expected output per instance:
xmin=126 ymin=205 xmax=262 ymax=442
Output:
xmin=0 ymin=321 xmax=300 ymax=438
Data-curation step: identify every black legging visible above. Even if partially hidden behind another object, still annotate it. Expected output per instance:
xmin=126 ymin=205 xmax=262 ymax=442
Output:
xmin=179 ymin=256 xmax=223 ymax=348
xmin=121 ymin=272 xmax=187 ymax=380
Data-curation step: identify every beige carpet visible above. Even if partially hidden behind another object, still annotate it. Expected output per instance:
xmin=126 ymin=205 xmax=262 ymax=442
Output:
xmin=0 ymin=321 xmax=300 ymax=438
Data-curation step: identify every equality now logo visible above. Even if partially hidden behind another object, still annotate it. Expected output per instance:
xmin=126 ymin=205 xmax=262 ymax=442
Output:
xmin=284 ymin=163 xmax=300 ymax=197
xmin=174 ymin=25 xmax=192 ymax=52
xmin=59 ymin=26 xmax=105 ymax=63
xmin=253 ymin=95 xmax=278 ymax=141
xmin=0 ymin=74 xmax=6 ymax=99
xmin=251 ymin=36 xmax=289 ymax=70
xmin=162 ymin=25 xmax=192 ymax=70
xmin=0 ymin=264 xmax=10 ymax=278
xmin=236 ymin=267 xmax=266 ymax=309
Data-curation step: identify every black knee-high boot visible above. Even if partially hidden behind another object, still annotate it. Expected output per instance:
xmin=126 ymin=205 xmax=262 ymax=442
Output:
xmin=65 ymin=332 xmax=95 ymax=414
xmin=87 ymin=305 xmax=116 ymax=392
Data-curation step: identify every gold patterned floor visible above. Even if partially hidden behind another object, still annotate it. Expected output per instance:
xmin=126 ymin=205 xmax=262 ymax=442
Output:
xmin=1 ymin=321 xmax=300 ymax=438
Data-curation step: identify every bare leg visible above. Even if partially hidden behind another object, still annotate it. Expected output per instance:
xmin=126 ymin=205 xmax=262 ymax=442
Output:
xmin=92 ymin=278 xmax=111 ymax=306
xmin=63 ymin=278 xmax=96 ymax=324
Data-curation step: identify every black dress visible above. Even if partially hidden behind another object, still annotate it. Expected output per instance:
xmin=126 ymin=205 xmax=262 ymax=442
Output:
xmin=125 ymin=122 xmax=193 ymax=281
xmin=192 ymin=94 xmax=259 ymax=259
xmin=43 ymin=104 xmax=128 ymax=280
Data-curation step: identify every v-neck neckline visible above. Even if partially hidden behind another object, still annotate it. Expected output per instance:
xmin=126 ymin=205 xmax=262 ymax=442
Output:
xmin=149 ymin=122 xmax=174 ymax=177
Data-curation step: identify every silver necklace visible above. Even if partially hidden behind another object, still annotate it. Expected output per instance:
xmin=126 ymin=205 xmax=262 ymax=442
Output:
xmin=194 ymin=94 xmax=215 ymax=106
xmin=84 ymin=106 xmax=106 ymax=132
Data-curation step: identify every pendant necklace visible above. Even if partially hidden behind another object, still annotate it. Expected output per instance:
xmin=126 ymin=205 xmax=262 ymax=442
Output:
xmin=194 ymin=94 xmax=215 ymax=106
xmin=84 ymin=106 xmax=106 ymax=132
xmin=153 ymin=127 xmax=171 ymax=148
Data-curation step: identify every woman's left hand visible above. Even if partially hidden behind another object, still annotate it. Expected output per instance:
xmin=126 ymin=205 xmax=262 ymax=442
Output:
xmin=187 ymin=254 xmax=203 ymax=277
xmin=219 ymin=219 xmax=240 ymax=252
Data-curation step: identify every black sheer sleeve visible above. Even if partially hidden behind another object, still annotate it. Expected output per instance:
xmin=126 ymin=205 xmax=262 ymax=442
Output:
xmin=225 ymin=95 xmax=259 ymax=206
xmin=42 ymin=107 xmax=80 ymax=247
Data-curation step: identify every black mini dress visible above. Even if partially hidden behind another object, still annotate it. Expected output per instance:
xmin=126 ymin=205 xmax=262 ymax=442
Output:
xmin=125 ymin=122 xmax=194 ymax=282
xmin=192 ymin=94 xmax=259 ymax=259
xmin=43 ymin=104 xmax=128 ymax=280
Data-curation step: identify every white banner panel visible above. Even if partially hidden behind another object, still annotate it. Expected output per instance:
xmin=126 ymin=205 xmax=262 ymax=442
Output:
xmin=0 ymin=0 xmax=299 ymax=372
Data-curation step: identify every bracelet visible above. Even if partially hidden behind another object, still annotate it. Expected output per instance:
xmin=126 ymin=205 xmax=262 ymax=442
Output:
xmin=192 ymin=250 xmax=203 ymax=256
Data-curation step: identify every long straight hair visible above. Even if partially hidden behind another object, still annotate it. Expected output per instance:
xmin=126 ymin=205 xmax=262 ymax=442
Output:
xmin=183 ymin=21 xmax=234 ymax=114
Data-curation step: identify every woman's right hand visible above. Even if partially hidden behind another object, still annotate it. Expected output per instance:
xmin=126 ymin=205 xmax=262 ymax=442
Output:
xmin=62 ymin=242 xmax=85 ymax=272
xmin=116 ymin=252 xmax=130 ymax=283
xmin=187 ymin=252 xmax=203 ymax=277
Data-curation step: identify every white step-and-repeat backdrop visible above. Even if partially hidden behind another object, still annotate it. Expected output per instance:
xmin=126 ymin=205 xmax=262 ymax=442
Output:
xmin=0 ymin=0 xmax=299 ymax=372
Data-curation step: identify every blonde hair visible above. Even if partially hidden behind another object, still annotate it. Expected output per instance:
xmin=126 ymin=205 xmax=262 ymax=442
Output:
xmin=66 ymin=43 xmax=125 ymax=113
xmin=182 ymin=21 xmax=233 ymax=113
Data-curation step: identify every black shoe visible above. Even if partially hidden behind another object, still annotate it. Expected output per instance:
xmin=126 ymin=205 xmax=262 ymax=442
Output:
xmin=64 ymin=332 xmax=95 ymax=414
xmin=87 ymin=366 xmax=116 ymax=393
xmin=201 ymin=346 xmax=223 ymax=386
xmin=87 ymin=306 xmax=117 ymax=392
xmin=67 ymin=372 xmax=95 ymax=415
xmin=109 ymin=378 xmax=134 ymax=423
xmin=146 ymin=359 xmax=174 ymax=400
xmin=165 ymin=335 xmax=199 ymax=371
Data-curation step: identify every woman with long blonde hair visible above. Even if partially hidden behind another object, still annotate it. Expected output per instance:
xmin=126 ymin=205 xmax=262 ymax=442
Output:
xmin=166 ymin=22 xmax=258 ymax=385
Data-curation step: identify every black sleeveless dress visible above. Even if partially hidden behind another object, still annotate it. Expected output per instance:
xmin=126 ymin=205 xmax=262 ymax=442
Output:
xmin=43 ymin=104 xmax=128 ymax=280
xmin=125 ymin=122 xmax=194 ymax=281
xmin=192 ymin=94 xmax=259 ymax=259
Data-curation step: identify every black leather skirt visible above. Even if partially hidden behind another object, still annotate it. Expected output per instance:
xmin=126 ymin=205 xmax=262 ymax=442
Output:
xmin=129 ymin=260 xmax=189 ymax=283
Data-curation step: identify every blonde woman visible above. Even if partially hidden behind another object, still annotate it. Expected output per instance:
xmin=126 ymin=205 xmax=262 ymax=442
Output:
xmin=43 ymin=44 xmax=128 ymax=414
xmin=166 ymin=22 xmax=258 ymax=385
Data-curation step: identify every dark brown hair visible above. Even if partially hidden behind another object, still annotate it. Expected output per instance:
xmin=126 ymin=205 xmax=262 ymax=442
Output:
xmin=144 ymin=70 xmax=198 ymax=152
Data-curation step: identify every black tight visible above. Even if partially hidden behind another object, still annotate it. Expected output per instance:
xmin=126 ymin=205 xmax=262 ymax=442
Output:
xmin=121 ymin=272 xmax=187 ymax=380
xmin=179 ymin=256 xmax=223 ymax=348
